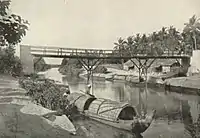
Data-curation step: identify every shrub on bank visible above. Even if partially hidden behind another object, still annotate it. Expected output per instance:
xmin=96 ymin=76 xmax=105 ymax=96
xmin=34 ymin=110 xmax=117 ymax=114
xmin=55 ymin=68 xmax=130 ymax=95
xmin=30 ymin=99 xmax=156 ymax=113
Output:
xmin=0 ymin=46 xmax=23 ymax=76
xmin=19 ymin=75 xmax=77 ymax=118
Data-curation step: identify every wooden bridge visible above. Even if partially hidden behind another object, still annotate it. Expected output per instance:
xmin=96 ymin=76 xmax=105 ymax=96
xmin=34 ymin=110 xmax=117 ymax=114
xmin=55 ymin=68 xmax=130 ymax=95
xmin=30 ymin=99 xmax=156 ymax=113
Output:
xmin=20 ymin=45 xmax=192 ymax=86
xmin=29 ymin=45 xmax=191 ymax=59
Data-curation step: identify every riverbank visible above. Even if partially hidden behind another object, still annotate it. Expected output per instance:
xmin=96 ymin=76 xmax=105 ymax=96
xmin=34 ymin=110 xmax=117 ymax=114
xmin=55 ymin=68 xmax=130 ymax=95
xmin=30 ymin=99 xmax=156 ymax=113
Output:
xmin=0 ymin=74 xmax=79 ymax=138
xmin=80 ymin=66 xmax=200 ymax=96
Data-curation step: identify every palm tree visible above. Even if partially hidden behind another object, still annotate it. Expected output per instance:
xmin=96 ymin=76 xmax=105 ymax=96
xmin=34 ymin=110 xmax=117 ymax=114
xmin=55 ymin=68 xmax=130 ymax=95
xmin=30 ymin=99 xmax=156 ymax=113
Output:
xmin=132 ymin=33 xmax=141 ymax=54
xmin=181 ymin=31 xmax=194 ymax=55
xmin=183 ymin=15 xmax=200 ymax=50
xmin=140 ymin=34 xmax=148 ymax=54
xmin=167 ymin=26 xmax=182 ymax=54
xmin=148 ymin=32 xmax=160 ymax=55
xmin=124 ymin=36 xmax=134 ymax=56
xmin=114 ymin=37 xmax=126 ymax=51
xmin=114 ymin=37 xmax=126 ymax=69
xmin=158 ymin=27 xmax=168 ymax=49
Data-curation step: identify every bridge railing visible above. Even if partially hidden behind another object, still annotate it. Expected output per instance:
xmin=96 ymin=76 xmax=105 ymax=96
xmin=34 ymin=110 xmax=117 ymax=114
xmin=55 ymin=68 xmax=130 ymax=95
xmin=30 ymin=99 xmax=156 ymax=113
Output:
xmin=30 ymin=46 xmax=191 ymax=58
xmin=31 ymin=46 xmax=115 ymax=57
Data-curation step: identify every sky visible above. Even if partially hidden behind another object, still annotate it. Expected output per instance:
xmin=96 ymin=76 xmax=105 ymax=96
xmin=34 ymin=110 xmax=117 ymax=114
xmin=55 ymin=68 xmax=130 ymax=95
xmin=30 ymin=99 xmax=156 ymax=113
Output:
xmin=10 ymin=0 xmax=200 ymax=64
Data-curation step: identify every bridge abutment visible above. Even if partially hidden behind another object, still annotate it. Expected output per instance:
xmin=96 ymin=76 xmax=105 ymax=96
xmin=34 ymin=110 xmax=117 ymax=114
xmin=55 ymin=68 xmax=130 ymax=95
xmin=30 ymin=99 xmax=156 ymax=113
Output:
xmin=181 ymin=57 xmax=191 ymax=74
xmin=20 ymin=45 xmax=34 ymax=74
xmin=190 ymin=50 xmax=200 ymax=70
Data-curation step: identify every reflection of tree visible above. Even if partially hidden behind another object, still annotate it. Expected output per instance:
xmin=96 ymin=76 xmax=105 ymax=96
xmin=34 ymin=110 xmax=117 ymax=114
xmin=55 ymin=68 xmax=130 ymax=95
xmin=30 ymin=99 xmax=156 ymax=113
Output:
xmin=136 ymin=88 xmax=146 ymax=115
xmin=113 ymin=86 xmax=124 ymax=102
xmin=181 ymin=100 xmax=200 ymax=137
xmin=148 ymin=92 xmax=182 ymax=121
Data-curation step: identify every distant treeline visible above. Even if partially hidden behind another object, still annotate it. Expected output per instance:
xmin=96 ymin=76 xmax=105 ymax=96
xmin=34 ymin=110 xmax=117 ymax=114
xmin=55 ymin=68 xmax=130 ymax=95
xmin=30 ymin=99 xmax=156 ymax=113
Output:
xmin=113 ymin=15 xmax=200 ymax=56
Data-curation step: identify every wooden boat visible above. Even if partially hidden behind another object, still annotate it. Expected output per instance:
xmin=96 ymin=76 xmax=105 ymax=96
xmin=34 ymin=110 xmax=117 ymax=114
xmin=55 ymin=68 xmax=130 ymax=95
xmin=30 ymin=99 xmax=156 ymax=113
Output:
xmin=66 ymin=92 xmax=156 ymax=134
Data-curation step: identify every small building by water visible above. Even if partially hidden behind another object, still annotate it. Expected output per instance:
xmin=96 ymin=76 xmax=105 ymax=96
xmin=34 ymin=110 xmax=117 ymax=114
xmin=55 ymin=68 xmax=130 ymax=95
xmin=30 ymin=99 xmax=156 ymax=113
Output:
xmin=124 ymin=59 xmax=179 ymax=74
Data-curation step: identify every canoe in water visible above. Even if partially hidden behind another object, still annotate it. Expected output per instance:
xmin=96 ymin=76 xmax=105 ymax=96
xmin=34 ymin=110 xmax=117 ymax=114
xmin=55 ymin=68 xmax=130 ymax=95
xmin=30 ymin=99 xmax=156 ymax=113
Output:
xmin=66 ymin=92 xmax=156 ymax=134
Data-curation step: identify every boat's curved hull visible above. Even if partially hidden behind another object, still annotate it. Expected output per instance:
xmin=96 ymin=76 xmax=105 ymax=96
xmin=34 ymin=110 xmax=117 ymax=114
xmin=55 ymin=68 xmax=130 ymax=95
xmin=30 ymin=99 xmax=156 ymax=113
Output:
xmin=83 ymin=110 xmax=152 ymax=134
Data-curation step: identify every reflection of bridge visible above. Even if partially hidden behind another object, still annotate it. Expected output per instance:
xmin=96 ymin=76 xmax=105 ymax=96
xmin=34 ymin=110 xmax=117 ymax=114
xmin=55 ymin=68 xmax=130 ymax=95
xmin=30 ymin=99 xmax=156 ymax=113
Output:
xmin=20 ymin=45 xmax=192 ymax=85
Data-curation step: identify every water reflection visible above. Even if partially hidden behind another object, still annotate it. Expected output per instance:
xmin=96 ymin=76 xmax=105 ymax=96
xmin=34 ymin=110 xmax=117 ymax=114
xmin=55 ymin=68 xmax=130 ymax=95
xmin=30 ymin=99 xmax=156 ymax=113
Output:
xmin=45 ymin=69 xmax=200 ymax=138
xmin=64 ymin=76 xmax=200 ymax=138
xmin=113 ymin=85 xmax=124 ymax=102
xmin=181 ymin=100 xmax=200 ymax=137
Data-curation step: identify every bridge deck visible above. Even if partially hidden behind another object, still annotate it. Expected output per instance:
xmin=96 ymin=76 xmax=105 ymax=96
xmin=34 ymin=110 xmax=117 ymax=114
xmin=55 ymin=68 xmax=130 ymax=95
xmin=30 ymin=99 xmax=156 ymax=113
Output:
xmin=27 ymin=45 xmax=191 ymax=59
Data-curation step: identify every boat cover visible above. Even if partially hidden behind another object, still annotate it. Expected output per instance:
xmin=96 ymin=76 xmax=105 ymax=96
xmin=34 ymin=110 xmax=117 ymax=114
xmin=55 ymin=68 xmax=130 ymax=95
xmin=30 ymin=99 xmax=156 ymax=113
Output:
xmin=87 ymin=98 xmax=137 ymax=122
xmin=66 ymin=92 xmax=96 ymax=112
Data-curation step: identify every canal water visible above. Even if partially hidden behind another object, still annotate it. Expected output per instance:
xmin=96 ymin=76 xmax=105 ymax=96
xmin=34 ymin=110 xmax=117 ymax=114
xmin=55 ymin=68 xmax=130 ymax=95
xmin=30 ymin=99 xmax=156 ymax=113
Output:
xmin=44 ymin=68 xmax=200 ymax=138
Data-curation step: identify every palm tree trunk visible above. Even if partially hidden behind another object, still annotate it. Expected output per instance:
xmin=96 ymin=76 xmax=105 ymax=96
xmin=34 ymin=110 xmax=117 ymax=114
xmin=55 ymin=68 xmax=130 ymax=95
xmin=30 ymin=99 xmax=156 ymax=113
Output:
xmin=193 ymin=34 xmax=197 ymax=50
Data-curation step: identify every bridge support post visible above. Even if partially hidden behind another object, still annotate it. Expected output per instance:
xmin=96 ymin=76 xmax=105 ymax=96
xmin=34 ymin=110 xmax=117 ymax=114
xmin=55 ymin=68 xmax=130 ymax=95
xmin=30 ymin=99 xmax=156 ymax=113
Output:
xmin=77 ymin=58 xmax=104 ymax=94
xmin=20 ymin=45 xmax=34 ymax=74
xmin=130 ymin=58 xmax=156 ymax=83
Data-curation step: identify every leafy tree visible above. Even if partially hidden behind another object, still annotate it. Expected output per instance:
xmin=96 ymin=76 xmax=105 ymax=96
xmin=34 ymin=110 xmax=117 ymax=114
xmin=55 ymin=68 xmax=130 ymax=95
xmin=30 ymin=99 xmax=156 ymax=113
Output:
xmin=157 ymin=27 xmax=168 ymax=52
xmin=0 ymin=0 xmax=29 ymax=76
xmin=139 ymin=34 xmax=148 ymax=54
xmin=114 ymin=37 xmax=127 ymax=53
xmin=0 ymin=0 xmax=29 ymax=46
xmin=148 ymin=31 xmax=163 ymax=55
xmin=165 ymin=26 xmax=182 ymax=54
xmin=114 ymin=37 xmax=127 ymax=68
xmin=0 ymin=45 xmax=23 ymax=75
xmin=183 ymin=15 xmax=200 ymax=50
xmin=124 ymin=36 xmax=134 ymax=54
xmin=132 ymin=33 xmax=141 ymax=53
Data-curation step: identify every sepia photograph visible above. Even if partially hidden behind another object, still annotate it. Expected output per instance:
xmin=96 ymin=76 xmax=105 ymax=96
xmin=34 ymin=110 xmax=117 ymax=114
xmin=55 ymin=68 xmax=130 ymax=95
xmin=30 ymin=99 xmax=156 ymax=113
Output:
xmin=0 ymin=0 xmax=200 ymax=137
